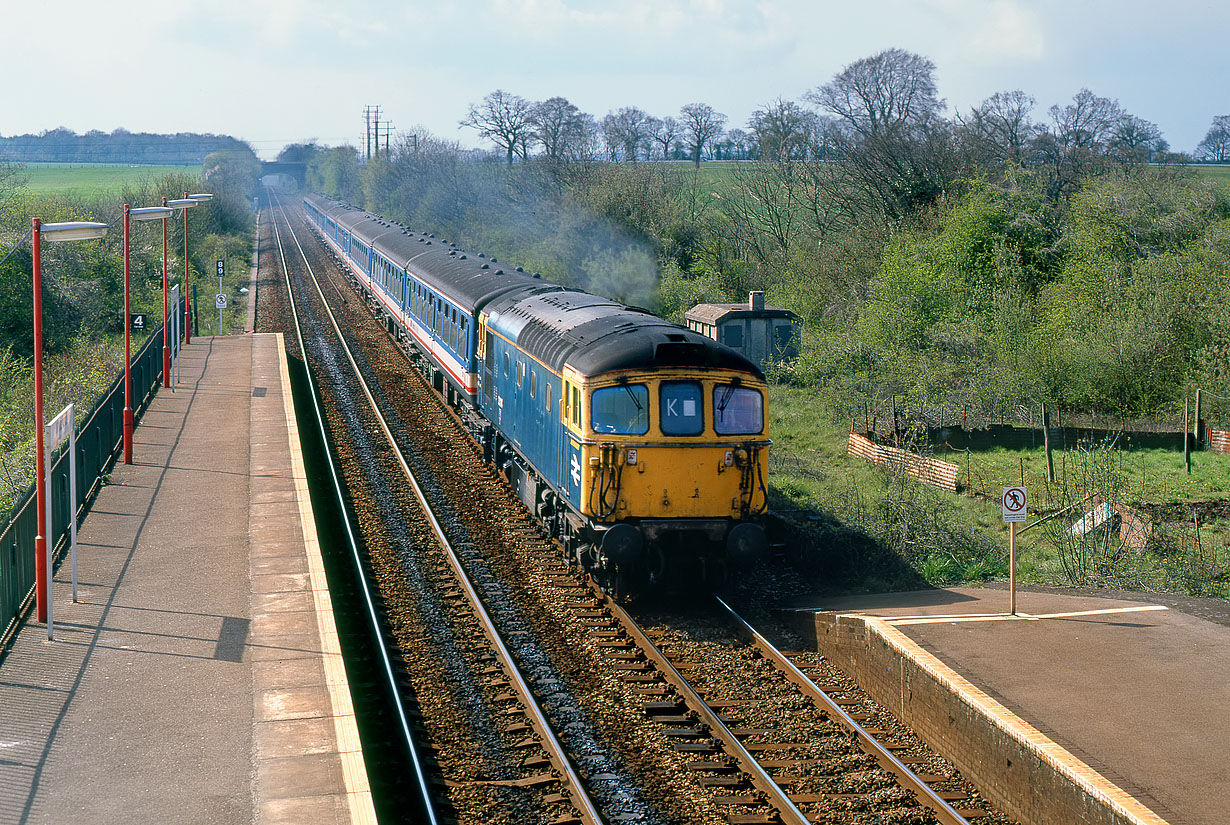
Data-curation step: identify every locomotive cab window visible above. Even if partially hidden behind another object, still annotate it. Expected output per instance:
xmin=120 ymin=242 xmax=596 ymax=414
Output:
xmin=713 ymin=384 xmax=764 ymax=435
xmin=659 ymin=381 xmax=704 ymax=436
xmin=591 ymin=384 xmax=649 ymax=435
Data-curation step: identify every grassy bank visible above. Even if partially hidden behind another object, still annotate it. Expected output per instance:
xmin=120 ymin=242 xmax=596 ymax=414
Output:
xmin=768 ymin=385 xmax=1230 ymax=598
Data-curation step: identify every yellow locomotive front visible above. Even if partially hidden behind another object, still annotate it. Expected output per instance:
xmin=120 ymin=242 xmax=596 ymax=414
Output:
xmin=561 ymin=365 xmax=770 ymax=585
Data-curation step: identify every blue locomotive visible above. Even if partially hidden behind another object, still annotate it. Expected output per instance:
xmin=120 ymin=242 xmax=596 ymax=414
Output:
xmin=303 ymin=193 xmax=769 ymax=591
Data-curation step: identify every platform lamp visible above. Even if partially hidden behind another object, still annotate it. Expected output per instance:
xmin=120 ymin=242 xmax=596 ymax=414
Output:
xmin=32 ymin=218 xmax=108 ymax=628
xmin=165 ymin=196 xmax=199 ymax=343
xmin=123 ymin=204 xmax=174 ymax=465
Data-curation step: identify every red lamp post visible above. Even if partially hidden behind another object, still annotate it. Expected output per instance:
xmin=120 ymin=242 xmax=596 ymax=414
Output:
xmin=166 ymin=195 xmax=200 ymax=344
xmin=122 ymin=204 xmax=173 ymax=464
xmin=31 ymin=218 xmax=108 ymax=627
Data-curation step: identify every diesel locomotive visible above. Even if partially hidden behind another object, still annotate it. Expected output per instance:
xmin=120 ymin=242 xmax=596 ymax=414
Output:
xmin=303 ymin=193 xmax=769 ymax=591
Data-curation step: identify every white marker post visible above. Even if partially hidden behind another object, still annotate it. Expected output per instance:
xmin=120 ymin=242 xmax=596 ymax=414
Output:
xmin=44 ymin=405 xmax=77 ymax=640
xmin=171 ymin=285 xmax=181 ymax=386
xmin=1002 ymin=486 xmax=1027 ymax=615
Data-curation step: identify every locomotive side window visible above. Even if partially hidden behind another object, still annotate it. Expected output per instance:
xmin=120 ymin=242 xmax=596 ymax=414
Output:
xmin=713 ymin=385 xmax=764 ymax=435
xmin=545 ymin=383 xmax=552 ymax=412
xmin=591 ymin=385 xmax=649 ymax=435
xmin=530 ymin=370 xmax=536 ymax=399
xmin=572 ymin=386 xmax=580 ymax=426
xmin=503 ymin=352 xmax=510 ymax=377
xmin=659 ymin=381 xmax=704 ymax=436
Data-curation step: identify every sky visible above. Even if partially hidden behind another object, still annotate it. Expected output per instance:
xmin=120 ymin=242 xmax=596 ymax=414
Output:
xmin=0 ymin=0 xmax=1225 ymax=159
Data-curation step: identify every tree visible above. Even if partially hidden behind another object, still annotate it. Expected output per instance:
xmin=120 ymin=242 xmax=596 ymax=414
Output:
xmin=460 ymin=89 xmax=534 ymax=166
xmin=1033 ymin=89 xmax=1126 ymax=197
xmin=528 ymin=97 xmax=591 ymax=164
xmin=749 ymin=98 xmax=818 ymax=162
xmin=806 ymin=48 xmax=943 ymax=139
xmin=1196 ymin=115 xmax=1230 ymax=163
xmin=680 ymin=103 xmax=727 ymax=167
xmin=603 ymin=107 xmax=652 ymax=162
xmin=650 ymin=116 xmax=680 ymax=160
xmin=1110 ymin=116 xmax=1167 ymax=165
xmin=804 ymin=49 xmax=957 ymax=223
xmin=959 ymin=90 xmax=1038 ymax=166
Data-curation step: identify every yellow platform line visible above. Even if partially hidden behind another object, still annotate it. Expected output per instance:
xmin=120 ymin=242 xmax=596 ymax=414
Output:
xmin=276 ymin=333 xmax=377 ymax=825
xmin=856 ymin=613 xmax=1172 ymax=825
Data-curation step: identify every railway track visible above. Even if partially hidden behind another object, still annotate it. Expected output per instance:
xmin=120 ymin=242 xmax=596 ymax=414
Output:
xmin=259 ymin=187 xmax=1018 ymax=825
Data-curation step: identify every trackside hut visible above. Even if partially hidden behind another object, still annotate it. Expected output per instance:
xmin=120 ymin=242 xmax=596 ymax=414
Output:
xmin=684 ymin=291 xmax=800 ymax=367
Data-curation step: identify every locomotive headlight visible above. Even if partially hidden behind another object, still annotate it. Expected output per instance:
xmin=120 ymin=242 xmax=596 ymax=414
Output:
xmin=733 ymin=448 xmax=748 ymax=467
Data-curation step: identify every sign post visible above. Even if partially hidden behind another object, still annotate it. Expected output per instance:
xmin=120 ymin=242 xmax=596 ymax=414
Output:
xmin=216 ymin=259 xmax=225 ymax=336
xmin=1002 ymin=486 xmax=1027 ymax=615
xmin=44 ymin=404 xmax=77 ymax=640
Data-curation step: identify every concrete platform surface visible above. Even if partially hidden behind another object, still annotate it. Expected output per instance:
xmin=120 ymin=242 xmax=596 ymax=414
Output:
xmin=0 ymin=334 xmax=374 ymax=825
xmin=801 ymin=586 xmax=1230 ymax=825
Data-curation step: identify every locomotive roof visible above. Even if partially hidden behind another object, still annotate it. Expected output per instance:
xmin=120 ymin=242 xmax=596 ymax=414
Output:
xmin=305 ymin=193 xmax=763 ymax=381
xmin=486 ymin=289 xmax=764 ymax=380
xmin=305 ymin=193 xmax=544 ymax=309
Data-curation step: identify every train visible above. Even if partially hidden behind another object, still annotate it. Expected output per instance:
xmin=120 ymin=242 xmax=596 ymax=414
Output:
xmin=302 ymin=192 xmax=769 ymax=592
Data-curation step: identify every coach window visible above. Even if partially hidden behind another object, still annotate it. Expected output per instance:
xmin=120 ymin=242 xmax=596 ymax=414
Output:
xmin=591 ymin=384 xmax=649 ymax=435
xmin=660 ymin=381 xmax=704 ymax=436
xmin=713 ymin=384 xmax=764 ymax=435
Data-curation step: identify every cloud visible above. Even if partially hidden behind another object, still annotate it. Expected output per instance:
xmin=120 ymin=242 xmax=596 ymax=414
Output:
xmin=969 ymin=0 xmax=1046 ymax=61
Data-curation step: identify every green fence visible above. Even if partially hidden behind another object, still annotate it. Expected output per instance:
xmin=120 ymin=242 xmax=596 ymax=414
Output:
xmin=0 ymin=309 xmax=179 ymax=648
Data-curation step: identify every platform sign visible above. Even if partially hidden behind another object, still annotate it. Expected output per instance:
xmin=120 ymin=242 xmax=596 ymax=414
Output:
xmin=216 ymin=259 xmax=225 ymax=277
xmin=215 ymin=294 xmax=228 ymax=309
xmin=130 ymin=313 xmax=147 ymax=331
xmin=44 ymin=404 xmax=78 ymax=640
xmin=1002 ymin=486 xmax=1027 ymax=523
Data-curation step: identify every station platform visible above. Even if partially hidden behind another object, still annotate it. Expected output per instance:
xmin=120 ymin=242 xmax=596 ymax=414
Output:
xmin=0 ymin=334 xmax=375 ymax=825
xmin=794 ymin=585 xmax=1230 ymax=825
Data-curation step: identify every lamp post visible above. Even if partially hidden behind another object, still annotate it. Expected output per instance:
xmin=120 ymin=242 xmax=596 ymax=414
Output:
xmin=32 ymin=218 xmax=108 ymax=628
xmin=170 ymin=194 xmax=197 ymax=343
xmin=167 ymin=192 xmax=213 ymax=344
xmin=123 ymin=204 xmax=174 ymax=464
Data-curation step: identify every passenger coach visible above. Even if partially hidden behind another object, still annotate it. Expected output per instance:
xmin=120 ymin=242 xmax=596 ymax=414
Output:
xmin=304 ymin=193 xmax=769 ymax=592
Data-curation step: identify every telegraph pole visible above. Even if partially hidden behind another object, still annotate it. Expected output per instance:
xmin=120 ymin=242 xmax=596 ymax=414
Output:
xmin=380 ymin=122 xmax=394 ymax=157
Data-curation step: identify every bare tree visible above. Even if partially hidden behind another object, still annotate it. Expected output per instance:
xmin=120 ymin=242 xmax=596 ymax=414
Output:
xmin=651 ymin=116 xmax=680 ymax=160
xmin=460 ymin=89 xmax=534 ymax=166
xmin=1111 ymin=116 xmax=1167 ymax=165
xmin=529 ymin=96 xmax=591 ymax=163
xmin=803 ymin=48 xmax=957 ymax=223
xmin=749 ymin=98 xmax=817 ymax=162
xmin=1033 ymin=89 xmax=1126 ymax=197
xmin=806 ymin=48 xmax=943 ymax=139
xmin=959 ymin=90 xmax=1038 ymax=166
xmin=680 ymin=103 xmax=727 ymax=167
xmin=603 ymin=107 xmax=652 ymax=162
xmin=1196 ymin=115 xmax=1230 ymax=163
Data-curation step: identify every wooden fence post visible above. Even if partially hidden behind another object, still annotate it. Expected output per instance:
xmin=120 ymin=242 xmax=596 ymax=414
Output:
xmin=1184 ymin=399 xmax=1191 ymax=475
xmin=1042 ymin=401 xmax=1055 ymax=482
xmin=1194 ymin=388 xmax=1202 ymax=447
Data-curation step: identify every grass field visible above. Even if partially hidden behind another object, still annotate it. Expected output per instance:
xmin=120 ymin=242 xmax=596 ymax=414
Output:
xmin=14 ymin=163 xmax=203 ymax=194
xmin=767 ymin=384 xmax=1230 ymax=595
xmin=1194 ymin=164 xmax=1230 ymax=189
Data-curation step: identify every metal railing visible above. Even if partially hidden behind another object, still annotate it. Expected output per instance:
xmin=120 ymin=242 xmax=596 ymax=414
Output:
xmin=0 ymin=305 xmax=180 ymax=650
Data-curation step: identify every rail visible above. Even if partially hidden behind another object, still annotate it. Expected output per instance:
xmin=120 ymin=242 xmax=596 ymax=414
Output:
xmin=270 ymin=189 xmax=604 ymax=825
xmin=714 ymin=595 xmax=974 ymax=825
